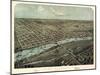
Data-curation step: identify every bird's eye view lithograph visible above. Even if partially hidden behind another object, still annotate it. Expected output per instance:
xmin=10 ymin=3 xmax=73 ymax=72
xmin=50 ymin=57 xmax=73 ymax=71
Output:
xmin=11 ymin=0 xmax=96 ymax=74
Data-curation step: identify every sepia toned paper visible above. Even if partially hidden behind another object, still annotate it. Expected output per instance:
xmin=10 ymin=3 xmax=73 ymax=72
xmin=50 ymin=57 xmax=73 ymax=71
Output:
xmin=11 ymin=0 xmax=96 ymax=74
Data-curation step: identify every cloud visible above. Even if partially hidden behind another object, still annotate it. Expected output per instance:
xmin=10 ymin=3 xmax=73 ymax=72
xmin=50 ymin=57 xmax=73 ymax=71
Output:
xmin=50 ymin=7 xmax=65 ymax=16
xmin=15 ymin=4 xmax=93 ymax=20
xmin=37 ymin=6 xmax=45 ymax=12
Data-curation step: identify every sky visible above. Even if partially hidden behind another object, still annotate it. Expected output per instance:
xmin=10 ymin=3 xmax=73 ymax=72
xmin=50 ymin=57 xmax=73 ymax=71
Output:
xmin=15 ymin=3 xmax=94 ymax=20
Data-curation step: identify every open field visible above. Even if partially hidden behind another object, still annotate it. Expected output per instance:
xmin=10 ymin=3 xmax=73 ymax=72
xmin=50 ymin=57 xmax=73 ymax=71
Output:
xmin=14 ymin=18 xmax=94 ymax=68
